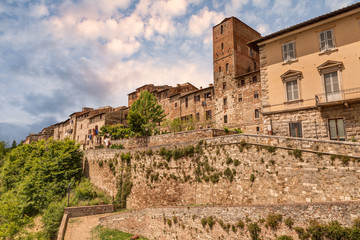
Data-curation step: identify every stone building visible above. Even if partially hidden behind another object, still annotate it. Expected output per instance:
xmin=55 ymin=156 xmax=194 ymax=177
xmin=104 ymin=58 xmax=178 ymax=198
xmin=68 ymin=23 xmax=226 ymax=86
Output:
xmin=24 ymin=125 xmax=55 ymax=144
xmin=248 ymin=2 xmax=360 ymax=141
xmin=212 ymin=17 xmax=263 ymax=134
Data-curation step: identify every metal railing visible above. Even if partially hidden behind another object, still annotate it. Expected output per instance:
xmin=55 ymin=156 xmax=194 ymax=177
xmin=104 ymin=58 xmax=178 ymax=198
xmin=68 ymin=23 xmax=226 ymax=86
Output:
xmin=315 ymin=87 xmax=360 ymax=105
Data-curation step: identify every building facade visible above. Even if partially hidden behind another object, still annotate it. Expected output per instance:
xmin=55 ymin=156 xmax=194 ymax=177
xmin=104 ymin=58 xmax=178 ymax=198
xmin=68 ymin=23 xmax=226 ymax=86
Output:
xmin=249 ymin=3 xmax=360 ymax=141
xmin=212 ymin=17 xmax=263 ymax=134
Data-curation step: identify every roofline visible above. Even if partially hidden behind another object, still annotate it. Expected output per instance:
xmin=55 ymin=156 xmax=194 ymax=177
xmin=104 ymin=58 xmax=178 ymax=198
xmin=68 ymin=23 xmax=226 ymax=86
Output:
xmin=213 ymin=16 xmax=260 ymax=35
xmin=248 ymin=2 xmax=360 ymax=47
xmin=180 ymin=86 xmax=214 ymax=98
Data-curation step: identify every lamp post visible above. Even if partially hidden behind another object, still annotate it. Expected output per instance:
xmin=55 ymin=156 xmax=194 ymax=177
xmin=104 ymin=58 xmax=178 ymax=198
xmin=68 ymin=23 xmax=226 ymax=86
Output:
xmin=145 ymin=127 xmax=148 ymax=147
xmin=67 ymin=182 xmax=72 ymax=207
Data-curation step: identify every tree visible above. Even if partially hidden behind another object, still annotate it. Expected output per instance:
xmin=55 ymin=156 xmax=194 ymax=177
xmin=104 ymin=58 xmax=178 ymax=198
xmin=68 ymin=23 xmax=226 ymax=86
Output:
xmin=11 ymin=140 xmax=17 ymax=149
xmin=127 ymin=91 xmax=166 ymax=136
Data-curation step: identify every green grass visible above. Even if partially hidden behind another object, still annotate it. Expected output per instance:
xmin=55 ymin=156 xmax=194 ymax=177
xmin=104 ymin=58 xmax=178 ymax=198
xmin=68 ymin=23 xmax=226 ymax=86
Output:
xmin=91 ymin=225 xmax=148 ymax=240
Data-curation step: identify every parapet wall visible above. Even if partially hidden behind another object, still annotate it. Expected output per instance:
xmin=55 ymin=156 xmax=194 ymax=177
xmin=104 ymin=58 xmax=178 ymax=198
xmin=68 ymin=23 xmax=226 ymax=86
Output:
xmin=84 ymin=132 xmax=360 ymax=209
xmin=111 ymin=128 xmax=229 ymax=149
xmin=99 ymin=201 xmax=360 ymax=240
xmin=64 ymin=204 xmax=114 ymax=218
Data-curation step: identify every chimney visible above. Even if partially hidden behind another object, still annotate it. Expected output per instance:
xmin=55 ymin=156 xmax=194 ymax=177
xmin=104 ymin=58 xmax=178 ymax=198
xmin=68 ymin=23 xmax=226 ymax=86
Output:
xmin=209 ymin=83 xmax=213 ymax=87
xmin=200 ymin=86 xmax=203 ymax=90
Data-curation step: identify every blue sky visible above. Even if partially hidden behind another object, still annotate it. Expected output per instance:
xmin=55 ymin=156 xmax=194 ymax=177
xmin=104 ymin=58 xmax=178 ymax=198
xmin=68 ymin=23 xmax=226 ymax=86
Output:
xmin=0 ymin=0 xmax=357 ymax=143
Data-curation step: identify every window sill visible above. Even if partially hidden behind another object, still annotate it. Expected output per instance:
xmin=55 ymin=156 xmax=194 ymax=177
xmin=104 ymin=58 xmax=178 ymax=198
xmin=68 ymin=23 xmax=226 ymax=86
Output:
xmin=319 ymin=48 xmax=338 ymax=55
xmin=282 ymin=59 xmax=298 ymax=65
xmin=284 ymin=99 xmax=303 ymax=104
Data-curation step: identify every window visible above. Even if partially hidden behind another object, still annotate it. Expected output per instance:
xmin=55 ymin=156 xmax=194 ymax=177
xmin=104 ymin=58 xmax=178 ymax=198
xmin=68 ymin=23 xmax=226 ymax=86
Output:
xmin=224 ymin=115 xmax=228 ymax=123
xmin=100 ymin=114 xmax=102 ymax=120
xmin=221 ymin=43 xmax=224 ymax=50
xmin=286 ymin=80 xmax=299 ymax=101
xmin=185 ymin=97 xmax=188 ymax=108
xmin=238 ymin=79 xmax=245 ymax=87
xmin=175 ymin=102 xmax=178 ymax=108
xmin=255 ymin=109 xmax=260 ymax=119
xmin=80 ymin=124 xmax=83 ymax=129
xmin=204 ymin=92 xmax=212 ymax=99
xmin=221 ymin=25 xmax=223 ymax=34
xmin=282 ymin=42 xmax=296 ymax=62
xmin=256 ymin=126 xmax=260 ymax=134
xmin=249 ymin=48 xmax=253 ymax=57
xmin=223 ymin=97 xmax=227 ymax=106
xmin=324 ymin=71 xmax=340 ymax=102
xmin=219 ymin=66 xmax=221 ymax=73
xmin=226 ymin=63 xmax=229 ymax=73
xmin=329 ymin=119 xmax=345 ymax=141
xmin=254 ymin=91 xmax=259 ymax=99
xmin=252 ymin=76 xmax=258 ymax=83
xmin=206 ymin=110 xmax=212 ymax=120
xmin=289 ymin=122 xmax=302 ymax=138
xmin=194 ymin=95 xmax=200 ymax=101
xmin=196 ymin=112 xmax=200 ymax=121
xmin=238 ymin=93 xmax=243 ymax=102
xmin=319 ymin=29 xmax=335 ymax=52
xmin=223 ymin=82 xmax=226 ymax=90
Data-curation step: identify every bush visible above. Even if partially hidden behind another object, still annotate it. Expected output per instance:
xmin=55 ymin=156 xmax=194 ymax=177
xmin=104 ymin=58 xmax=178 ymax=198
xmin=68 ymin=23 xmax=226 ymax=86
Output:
xmin=266 ymin=213 xmax=283 ymax=230
xmin=110 ymin=144 xmax=124 ymax=149
xmin=277 ymin=235 xmax=293 ymax=240
xmin=41 ymin=201 xmax=66 ymax=239
xmin=236 ymin=220 xmax=245 ymax=229
xmin=247 ymin=223 xmax=261 ymax=240
xmin=250 ymin=174 xmax=255 ymax=182
xmin=74 ymin=179 xmax=96 ymax=201
xmin=284 ymin=217 xmax=294 ymax=229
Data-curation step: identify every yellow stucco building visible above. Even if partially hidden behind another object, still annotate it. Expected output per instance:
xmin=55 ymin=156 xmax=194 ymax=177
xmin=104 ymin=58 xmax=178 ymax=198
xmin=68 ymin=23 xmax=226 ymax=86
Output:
xmin=249 ymin=3 xmax=360 ymax=141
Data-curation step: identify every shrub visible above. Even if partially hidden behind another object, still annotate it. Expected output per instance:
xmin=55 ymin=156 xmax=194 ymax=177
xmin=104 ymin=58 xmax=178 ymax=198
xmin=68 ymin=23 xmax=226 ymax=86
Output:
xmin=226 ymin=157 xmax=233 ymax=165
xmin=247 ymin=223 xmax=261 ymax=240
xmin=277 ymin=235 xmax=293 ymax=240
xmin=250 ymin=174 xmax=255 ymax=182
xmin=234 ymin=159 xmax=240 ymax=166
xmin=266 ymin=213 xmax=283 ymax=230
xmin=284 ymin=217 xmax=294 ymax=229
xmin=224 ymin=167 xmax=234 ymax=182
xmin=201 ymin=218 xmax=207 ymax=227
xmin=74 ymin=179 xmax=96 ymax=201
xmin=224 ymin=127 xmax=230 ymax=134
xmin=207 ymin=216 xmax=215 ymax=229
xmin=41 ymin=201 xmax=66 ymax=239
xmin=110 ymin=144 xmax=124 ymax=149
xmin=236 ymin=220 xmax=245 ymax=229
xmin=293 ymin=149 xmax=302 ymax=159
xmin=266 ymin=146 xmax=277 ymax=153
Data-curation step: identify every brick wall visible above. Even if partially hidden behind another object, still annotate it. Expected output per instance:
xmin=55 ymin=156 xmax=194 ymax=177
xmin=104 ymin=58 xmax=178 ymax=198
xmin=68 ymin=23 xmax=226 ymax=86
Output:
xmin=99 ymin=201 xmax=360 ymax=240
xmin=64 ymin=204 xmax=114 ymax=218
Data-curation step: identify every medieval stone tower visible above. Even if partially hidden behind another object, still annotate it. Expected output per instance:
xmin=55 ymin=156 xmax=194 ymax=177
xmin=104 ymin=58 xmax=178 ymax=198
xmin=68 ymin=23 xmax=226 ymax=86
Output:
xmin=212 ymin=17 xmax=263 ymax=133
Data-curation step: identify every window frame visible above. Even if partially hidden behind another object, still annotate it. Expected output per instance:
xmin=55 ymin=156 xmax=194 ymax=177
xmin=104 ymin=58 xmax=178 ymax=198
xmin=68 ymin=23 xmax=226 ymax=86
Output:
xmin=224 ymin=115 xmax=228 ymax=123
xmin=328 ymin=118 xmax=346 ymax=141
xmin=282 ymin=41 xmax=296 ymax=62
xmin=319 ymin=29 xmax=335 ymax=52
xmin=282 ymin=75 xmax=301 ymax=102
xmin=238 ymin=93 xmax=243 ymax=102
xmin=289 ymin=122 xmax=302 ymax=138
xmin=254 ymin=109 xmax=260 ymax=119
xmin=254 ymin=90 xmax=259 ymax=99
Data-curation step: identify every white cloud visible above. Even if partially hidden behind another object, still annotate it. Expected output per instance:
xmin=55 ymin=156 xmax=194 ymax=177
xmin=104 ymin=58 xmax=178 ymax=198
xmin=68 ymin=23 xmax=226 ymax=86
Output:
xmin=188 ymin=7 xmax=224 ymax=36
xmin=29 ymin=4 xmax=49 ymax=18
xmin=225 ymin=0 xmax=250 ymax=16
xmin=256 ymin=23 xmax=269 ymax=35
xmin=252 ymin=0 xmax=270 ymax=8
xmin=325 ymin=0 xmax=354 ymax=10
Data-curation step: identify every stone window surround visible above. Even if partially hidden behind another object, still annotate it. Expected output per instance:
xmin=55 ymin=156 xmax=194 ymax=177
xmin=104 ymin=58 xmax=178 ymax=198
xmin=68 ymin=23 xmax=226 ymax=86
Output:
xmin=281 ymin=70 xmax=303 ymax=104
xmin=317 ymin=60 xmax=344 ymax=97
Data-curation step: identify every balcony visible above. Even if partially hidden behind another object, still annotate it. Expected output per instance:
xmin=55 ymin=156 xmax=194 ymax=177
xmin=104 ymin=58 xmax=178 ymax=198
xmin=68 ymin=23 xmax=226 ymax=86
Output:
xmin=315 ymin=87 xmax=360 ymax=109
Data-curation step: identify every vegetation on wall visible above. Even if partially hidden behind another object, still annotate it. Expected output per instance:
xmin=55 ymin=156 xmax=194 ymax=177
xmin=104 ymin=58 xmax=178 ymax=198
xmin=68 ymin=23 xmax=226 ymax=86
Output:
xmin=100 ymin=124 xmax=134 ymax=139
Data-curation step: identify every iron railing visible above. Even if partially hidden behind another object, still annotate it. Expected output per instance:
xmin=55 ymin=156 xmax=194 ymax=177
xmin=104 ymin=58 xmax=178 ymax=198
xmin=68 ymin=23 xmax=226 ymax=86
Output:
xmin=315 ymin=87 xmax=360 ymax=105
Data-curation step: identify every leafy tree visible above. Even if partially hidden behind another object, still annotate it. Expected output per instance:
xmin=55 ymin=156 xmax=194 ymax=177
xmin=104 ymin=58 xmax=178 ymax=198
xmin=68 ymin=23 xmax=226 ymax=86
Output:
xmin=11 ymin=140 xmax=17 ymax=149
xmin=0 ymin=139 xmax=83 ymax=238
xmin=127 ymin=91 xmax=166 ymax=136
xmin=100 ymin=124 xmax=134 ymax=139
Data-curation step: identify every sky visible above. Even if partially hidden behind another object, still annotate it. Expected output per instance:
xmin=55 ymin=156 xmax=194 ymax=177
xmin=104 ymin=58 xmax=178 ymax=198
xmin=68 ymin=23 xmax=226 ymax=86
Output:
xmin=0 ymin=0 xmax=358 ymax=143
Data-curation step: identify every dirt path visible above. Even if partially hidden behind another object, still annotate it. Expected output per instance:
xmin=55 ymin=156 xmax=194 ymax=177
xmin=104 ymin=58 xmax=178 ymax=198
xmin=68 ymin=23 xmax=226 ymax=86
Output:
xmin=64 ymin=213 xmax=116 ymax=240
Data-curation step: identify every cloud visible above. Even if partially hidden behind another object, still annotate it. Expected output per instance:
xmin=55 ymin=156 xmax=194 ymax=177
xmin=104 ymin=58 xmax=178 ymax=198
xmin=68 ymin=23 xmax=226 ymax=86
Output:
xmin=188 ymin=7 xmax=224 ymax=37
xmin=325 ymin=0 xmax=355 ymax=11
xmin=225 ymin=0 xmax=250 ymax=16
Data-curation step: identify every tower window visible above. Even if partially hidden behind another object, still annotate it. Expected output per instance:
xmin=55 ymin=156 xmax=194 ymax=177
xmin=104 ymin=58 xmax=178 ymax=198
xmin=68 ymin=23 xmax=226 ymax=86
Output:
xmin=223 ymin=97 xmax=227 ymax=106
xmin=185 ymin=97 xmax=188 ymax=108
xmin=255 ymin=109 xmax=260 ymax=119
xmin=226 ymin=63 xmax=229 ymax=73
xmin=254 ymin=91 xmax=259 ymax=99
xmin=238 ymin=93 xmax=243 ymax=102
xmin=221 ymin=25 xmax=223 ymax=34
xmin=219 ymin=66 xmax=221 ymax=73
xmin=252 ymin=76 xmax=258 ymax=83
xmin=223 ymin=82 xmax=226 ymax=90
xmin=224 ymin=115 xmax=228 ymax=123
xmin=221 ymin=43 xmax=224 ymax=50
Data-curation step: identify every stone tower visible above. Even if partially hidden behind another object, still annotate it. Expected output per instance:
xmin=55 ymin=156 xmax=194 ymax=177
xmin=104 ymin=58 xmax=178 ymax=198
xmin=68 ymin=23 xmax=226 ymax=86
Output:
xmin=212 ymin=17 xmax=263 ymax=133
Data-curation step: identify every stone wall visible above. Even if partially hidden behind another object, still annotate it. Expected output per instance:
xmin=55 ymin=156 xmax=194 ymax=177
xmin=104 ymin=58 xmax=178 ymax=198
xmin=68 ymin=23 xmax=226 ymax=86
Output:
xmin=84 ymin=133 xmax=360 ymax=208
xmin=263 ymin=102 xmax=360 ymax=141
xmin=110 ymin=129 xmax=230 ymax=150
xmin=64 ymin=204 xmax=114 ymax=218
xmin=99 ymin=201 xmax=360 ymax=240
